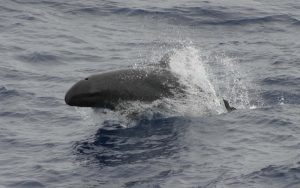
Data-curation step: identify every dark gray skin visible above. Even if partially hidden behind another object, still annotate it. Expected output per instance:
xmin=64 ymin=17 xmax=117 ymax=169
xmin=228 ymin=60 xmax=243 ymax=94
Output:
xmin=65 ymin=69 xmax=183 ymax=110
xmin=65 ymin=68 xmax=236 ymax=111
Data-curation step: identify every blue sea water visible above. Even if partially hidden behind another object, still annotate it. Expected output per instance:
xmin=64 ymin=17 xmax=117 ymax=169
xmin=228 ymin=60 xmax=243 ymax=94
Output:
xmin=1 ymin=0 xmax=300 ymax=187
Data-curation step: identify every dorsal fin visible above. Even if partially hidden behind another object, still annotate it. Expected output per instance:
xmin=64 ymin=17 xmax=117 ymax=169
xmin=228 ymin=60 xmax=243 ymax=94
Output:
xmin=158 ymin=52 xmax=173 ymax=68
xmin=223 ymin=99 xmax=236 ymax=112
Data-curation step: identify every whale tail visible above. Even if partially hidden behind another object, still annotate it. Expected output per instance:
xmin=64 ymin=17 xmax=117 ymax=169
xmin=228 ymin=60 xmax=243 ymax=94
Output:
xmin=223 ymin=99 xmax=236 ymax=112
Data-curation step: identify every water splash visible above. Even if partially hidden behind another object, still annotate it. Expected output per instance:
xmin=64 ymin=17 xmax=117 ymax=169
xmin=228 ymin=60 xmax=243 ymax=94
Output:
xmin=75 ymin=107 xmax=130 ymax=128
xmin=279 ymin=95 xmax=285 ymax=105
xmin=127 ymin=42 xmax=228 ymax=118
xmin=78 ymin=41 xmax=256 ymax=124
xmin=167 ymin=44 xmax=226 ymax=116
xmin=157 ymin=41 xmax=260 ymax=115
xmin=203 ymin=52 xmax=257 ymax=109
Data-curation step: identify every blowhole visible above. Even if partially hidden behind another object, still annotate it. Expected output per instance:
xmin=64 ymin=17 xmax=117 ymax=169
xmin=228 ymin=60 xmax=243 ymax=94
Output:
xmin=85 ymin=78 xmax=89 ymax=80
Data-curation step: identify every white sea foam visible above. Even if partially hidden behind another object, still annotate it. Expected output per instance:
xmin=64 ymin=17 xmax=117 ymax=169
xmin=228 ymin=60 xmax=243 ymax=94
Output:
xmin=166 ymin=44 xmax=226 ymax=116
xmin=139 ymin=42 xmax=255 ymax=117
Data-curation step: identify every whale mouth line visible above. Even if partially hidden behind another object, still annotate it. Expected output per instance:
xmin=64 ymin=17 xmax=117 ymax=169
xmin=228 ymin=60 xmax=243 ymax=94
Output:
xmin=66 ymin=91 xmax=169 ymax=110
xmin=66 ymin=93 xmax=116 ymax=109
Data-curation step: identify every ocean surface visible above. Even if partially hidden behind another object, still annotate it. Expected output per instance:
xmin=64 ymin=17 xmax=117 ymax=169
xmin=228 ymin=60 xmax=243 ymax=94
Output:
xmin=1 ymin=0 xmax=300 ymax=187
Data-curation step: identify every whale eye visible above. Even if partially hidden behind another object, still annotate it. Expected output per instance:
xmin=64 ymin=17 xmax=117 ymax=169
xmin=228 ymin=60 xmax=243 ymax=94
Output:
xmin=84 ymin=78 xmax=89 ymax=80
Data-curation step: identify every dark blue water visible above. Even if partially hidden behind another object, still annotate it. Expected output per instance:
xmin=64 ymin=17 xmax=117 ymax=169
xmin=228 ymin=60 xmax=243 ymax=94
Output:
xmin=1 ymin=1 xmax=300 ymax=187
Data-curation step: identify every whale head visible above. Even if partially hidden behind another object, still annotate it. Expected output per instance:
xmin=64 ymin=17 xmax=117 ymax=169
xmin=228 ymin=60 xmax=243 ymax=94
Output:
xmin=64 ymin=69 xmax=181 ymax=110
xmin=65 ymin=77 xmax=116 ymax=109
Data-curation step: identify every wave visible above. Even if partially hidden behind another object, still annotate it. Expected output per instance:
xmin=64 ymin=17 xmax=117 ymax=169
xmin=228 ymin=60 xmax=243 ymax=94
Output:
xmin=74 ymin=117 xmax=186 ymax=167
xmin=11 ymin=0 xmax=62 ymax=6
xmin=113 ymin=8 xmax=299 ymax=26
xmin=219 ymin=163 xmax=300 ymax=188
xmin=0 ymin=5 xmax=21 ymax=13
xmin=0 ymin=66 xmax=67 ymax=83
xmin=17 ymin=52 xmax=62 ymax=64
xmin=67 ymin=6 xmax=109 ymax=16
xmin=7 ymin=0 xmax=300 ymax=27
xmin=262 ymin=76 xmax=300 ymax=87
xmin=62 ymin=3 xmax=300 ymax=26
xmin=261 ymin=90 xmax=300 ymax=105
xmin=7 ymin=180 xmax=45 ymax=188
xmin=0 ymin=86 xmax=35 ymax=102
xmin=0 ymin=86 xmax=22 ymax=97
xmin=203 ymin=14 xmax=299 ymax=26
xmin=8 ymin=0 xmax=300 ymax=27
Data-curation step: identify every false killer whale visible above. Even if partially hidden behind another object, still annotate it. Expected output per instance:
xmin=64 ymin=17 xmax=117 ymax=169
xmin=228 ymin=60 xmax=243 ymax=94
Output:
xmin=65 ymin=69 xmax=182 ymax=109
xmin=65 ymin=68 xmax=236 ymax=112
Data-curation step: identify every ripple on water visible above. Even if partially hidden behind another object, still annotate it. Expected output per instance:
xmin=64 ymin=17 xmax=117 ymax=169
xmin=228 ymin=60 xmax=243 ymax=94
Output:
xmin=75 ymin=117 xmax=186 ymax=167
xmin=220 ymin=163 xmax=300 ymax=188
xmin=7 ymin=180 xmax=45 ymax=188
xmin=65 ymin=4 xmax=300 ymax=27
xmin=262 ymin=75 xmax=300 ymax=86
xmin=16 ymin=52 xmax=63 ymax=65
xmin=260 ymin=90 xmax=300 ymax=105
